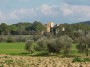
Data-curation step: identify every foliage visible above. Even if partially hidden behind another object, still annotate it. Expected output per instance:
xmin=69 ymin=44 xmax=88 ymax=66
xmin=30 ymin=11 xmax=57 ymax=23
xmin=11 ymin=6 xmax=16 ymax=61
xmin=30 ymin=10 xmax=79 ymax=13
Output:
xmin=0 ymin=23 xmax=9 ymax=34
xmin=47 ymin=35 xmax=73 ymax=55
xmin=76 ymin=43 xmax=85 ymax=53
xmin=72 ymin=57 xmax=90 ymax=62
xmin=30 ymin=21 xmax=45 ymax=31
xmin=76 ymin=31 xmax=90 ymax=56
xmin=0 ymin=21 xmax=90 ymax=36
xmin=44 ymin=32 xmax=54 ymax=39
xmin=47 ymin=39 xmax=59 ymax=53
xmin=32 ymin=35 xmax=41 ymax=41
xmin=36 ymin=37 xmax=48 ymax=51
xmin=30 ymin=21 xmax=45 ymax=35
xmin=7 ymin=37 xmax=16 ymax=43
xmin=59 ymin=35 xmax=73 ymax=56
xmin=25 ymin=40 xmax=34 ymax=53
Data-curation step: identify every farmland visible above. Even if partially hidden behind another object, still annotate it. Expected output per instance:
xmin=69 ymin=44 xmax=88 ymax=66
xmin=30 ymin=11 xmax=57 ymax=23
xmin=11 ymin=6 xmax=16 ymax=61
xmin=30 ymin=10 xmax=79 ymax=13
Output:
xmin=0 ymin=42 xmax=77 ymax=55
xmin=0 ymin=54 xmax=90 ymax=67
xmin=0 ymin=42 xmax=25 ymax=55
xmin=0 ymin=42 xmax=90 ymax=67
xmin=0 ymin=42 xmax=89 ymax=56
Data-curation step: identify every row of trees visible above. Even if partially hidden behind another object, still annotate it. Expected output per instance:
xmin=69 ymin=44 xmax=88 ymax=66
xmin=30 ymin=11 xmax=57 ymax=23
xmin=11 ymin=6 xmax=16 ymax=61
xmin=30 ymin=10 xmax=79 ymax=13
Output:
xmin=0 ymin=21 xmax=90 ymax=36
xmin=25 ymin=35 xmax=73 ymax=56
xmin=0 ymin=21 xmax=90 ymax=43
xmin=0 ymin=21 xmax=45 ymax=35
xmin=25 ymin=34 xmax=90 ymax=56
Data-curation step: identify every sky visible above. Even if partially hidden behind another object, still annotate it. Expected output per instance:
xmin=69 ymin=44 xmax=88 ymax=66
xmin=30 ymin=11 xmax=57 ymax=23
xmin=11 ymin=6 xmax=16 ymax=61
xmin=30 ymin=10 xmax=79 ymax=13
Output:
xmin=0 ymin=0 xmax=90 ymax=24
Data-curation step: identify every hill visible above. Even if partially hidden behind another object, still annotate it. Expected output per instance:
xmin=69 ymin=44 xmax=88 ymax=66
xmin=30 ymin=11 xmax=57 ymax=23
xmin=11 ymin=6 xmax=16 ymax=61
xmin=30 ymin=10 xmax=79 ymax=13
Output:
xmin=79 ymin=21 xmax=90 ymax=25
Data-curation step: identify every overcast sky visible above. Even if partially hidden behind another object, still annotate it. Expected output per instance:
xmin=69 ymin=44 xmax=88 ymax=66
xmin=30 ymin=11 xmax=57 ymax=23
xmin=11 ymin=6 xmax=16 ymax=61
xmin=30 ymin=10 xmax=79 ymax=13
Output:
xmin=0 ymin=0 xmax=90 ymax=24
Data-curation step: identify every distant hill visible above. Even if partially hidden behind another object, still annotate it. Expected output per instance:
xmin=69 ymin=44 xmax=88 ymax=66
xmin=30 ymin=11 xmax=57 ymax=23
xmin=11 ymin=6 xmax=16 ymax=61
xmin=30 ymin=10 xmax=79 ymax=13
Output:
xmin=78 ymin=21 xmax=90 ymax=25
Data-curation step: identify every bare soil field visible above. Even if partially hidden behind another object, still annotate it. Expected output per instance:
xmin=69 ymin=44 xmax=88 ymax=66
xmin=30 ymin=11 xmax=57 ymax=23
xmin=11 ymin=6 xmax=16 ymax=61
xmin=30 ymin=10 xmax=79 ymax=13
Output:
xmin=0 ymin=54 xmax=90 ymax=67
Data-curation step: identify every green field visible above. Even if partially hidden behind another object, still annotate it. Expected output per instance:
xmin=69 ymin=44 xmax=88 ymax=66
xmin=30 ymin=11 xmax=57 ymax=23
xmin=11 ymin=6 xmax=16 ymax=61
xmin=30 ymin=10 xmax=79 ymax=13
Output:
xmin=0 ymin=42 xmax=89 ymax=57
xmin=0 ymin=42 xmax=25 ymax=55
xmin=0 ymin=43 xmax=77 ymax=55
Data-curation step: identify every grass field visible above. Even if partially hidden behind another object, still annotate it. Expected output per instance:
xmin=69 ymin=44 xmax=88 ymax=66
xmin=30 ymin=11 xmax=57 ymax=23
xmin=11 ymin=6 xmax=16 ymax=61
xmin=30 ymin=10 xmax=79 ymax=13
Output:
xmin=0 ymin=42 xmax=89 ymax=57
xmin=0 ymin=42 xmax=25 ymax=55
xmin=0 ymin=42 xmax=77 ymax=55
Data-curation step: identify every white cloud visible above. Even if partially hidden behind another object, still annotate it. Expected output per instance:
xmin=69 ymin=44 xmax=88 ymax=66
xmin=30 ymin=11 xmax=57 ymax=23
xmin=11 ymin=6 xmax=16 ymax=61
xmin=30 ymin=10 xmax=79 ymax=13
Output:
xmin=9 ymin=4 xmax=60 ymax=20
xmin=9 ymin=8 xmax=36 ymax=19
xmin=9 ymin=10 xmax=19 ymax=19
xmin=1 ymin=3 xmax=90 ymax=24
xmin=37 ymin=4 xmax=60 ymax=17
xmin=40 ymin=4 xmax=52 ymax=15
xmin=60 ymin=3 xmax=90 ymax=21
xmin=60 ymin=4 xmax=73 ymax=16
xmin=19 ymin=8 xmax=36 ymax=15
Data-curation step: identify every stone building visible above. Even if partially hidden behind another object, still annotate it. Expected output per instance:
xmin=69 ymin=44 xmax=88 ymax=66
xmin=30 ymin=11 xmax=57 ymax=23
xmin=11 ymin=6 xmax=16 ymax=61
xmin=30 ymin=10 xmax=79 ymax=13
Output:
xmin=45 ymin=22 xmax=54 ymax=32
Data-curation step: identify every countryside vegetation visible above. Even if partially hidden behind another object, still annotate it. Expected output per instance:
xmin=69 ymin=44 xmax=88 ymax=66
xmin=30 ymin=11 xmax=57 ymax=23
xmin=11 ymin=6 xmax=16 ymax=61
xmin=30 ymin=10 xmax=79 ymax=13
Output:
xmin=0 ymin=21 xmax=90 ymax=67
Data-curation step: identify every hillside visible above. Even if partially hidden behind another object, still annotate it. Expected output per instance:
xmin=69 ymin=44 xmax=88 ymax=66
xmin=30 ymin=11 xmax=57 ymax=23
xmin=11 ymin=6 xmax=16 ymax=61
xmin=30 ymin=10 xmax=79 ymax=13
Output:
xmin=79 ymin=21 xmax=90 ymax=25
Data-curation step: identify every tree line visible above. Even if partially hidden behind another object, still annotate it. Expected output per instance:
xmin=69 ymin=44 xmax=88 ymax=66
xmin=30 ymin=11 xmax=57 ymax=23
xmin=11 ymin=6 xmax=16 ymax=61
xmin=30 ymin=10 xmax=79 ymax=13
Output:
xmin=0 ymin=21 xmax=90 ymax=35
xmin=0 ymin=21 xmax=45 ymax=35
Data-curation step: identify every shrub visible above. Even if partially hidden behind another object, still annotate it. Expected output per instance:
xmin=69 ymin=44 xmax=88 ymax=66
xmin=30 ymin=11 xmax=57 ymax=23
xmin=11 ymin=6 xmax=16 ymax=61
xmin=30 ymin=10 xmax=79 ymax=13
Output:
xmin=7 ymin=37 xmax=16 ymax=43
xmin=0 ymin=38 xmax=5 ymax=42
xmin=17 ymin=38 xmax=26 ymax=42
xmin=47 ymin=35 xmax=73 ymax=55
xmin=47 ymin=38 xmax=61 ymax=54
xmin=32 ymin=35 xmax=41 ymax=41
xmin=76 ymin=43 xmax=85 ymax=53
xmin=44 ymin=32 xmax=53 ymax=39
xmin=72 ymin=57 xmax=84 ymax=62
xmin=59 ymin=35 xmax=73 ymax=56
xmin=35 ymin=37 xmax=48 ymax=51
xmin=35 ymin=51 xmax=49 ymax=56
xmin=25 ymin=40 xmax=34 ymax=53
xmin=72 ymin=57 xmax=90 ymax=62
xmin=84 ymin=58 xmax=90 ymax=62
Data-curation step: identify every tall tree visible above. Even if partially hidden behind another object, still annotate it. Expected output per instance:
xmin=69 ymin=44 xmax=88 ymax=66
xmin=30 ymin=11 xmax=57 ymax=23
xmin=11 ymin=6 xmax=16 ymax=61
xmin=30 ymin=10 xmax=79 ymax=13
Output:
xmin=0 ymin=23 xmax=9 ymax=35
xmin=76 ymin=31 xmax=90 ymax=56
xmin=30 ymin=21 xmax=45 ymax=35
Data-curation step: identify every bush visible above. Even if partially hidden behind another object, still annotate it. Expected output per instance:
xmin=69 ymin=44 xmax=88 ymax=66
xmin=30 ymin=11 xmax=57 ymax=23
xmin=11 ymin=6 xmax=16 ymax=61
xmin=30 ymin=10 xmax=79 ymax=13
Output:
xmin=0 ymin=38 xmax=5 ymax=42
xmin=72 ymin=57 xmax=84 ymax=62
xmin=25 ymin=40 xmax=34 ymax=53
xmin=25 ymin=35 xmax=73 ymax=56
xmin=16 ymin=38 xmax=26 ymax=42
xmin=59 ymin=35 xmax=73 ymax=56
xmin=7 ymin=37 xmax=16 ymax=43
xmin=35 ymin=51 xmax=49 ymax=56
xmin=84 ymin=58 xmax=90 ymax=62
xmin=72 ymin=57 xmax=90 ymax=62
xmin=47 ymin=38 xmax=61 ymax=54
xmin=76 ymin=43 xmax=85 ymax=53
xmin=47 ymin=35 xmax=73 ymax=55
xmin=32 ymin=35 xmax=41 ymax=41
xmin=35 ymin=37 xmax=48 ymax=51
